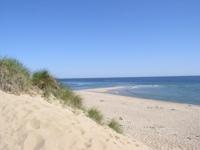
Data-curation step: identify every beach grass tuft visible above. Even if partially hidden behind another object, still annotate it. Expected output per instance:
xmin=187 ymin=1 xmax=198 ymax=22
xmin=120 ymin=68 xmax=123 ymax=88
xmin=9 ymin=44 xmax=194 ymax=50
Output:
xmin=55 ymin=87 xmax=83 ymax=109
xmin=32 ymin=70 xmax=83 ymax=109
xmin=69 ymin=95 xmax=82 ymax=109
xmin=88 ymin=107 xmax=103 ymax=124
xmin=31 ymin=70 xmax=60 ymax=97
xmin=0 ymin=57 xmax=30 ymax=93
xmin=108 ymin=119 xmax=123 ymax=134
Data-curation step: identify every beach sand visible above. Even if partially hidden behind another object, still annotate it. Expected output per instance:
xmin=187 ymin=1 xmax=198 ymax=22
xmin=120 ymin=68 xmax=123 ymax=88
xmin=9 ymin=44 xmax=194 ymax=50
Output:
xmin=0 ymin=90 xmax=151 ymax=150
xmin=77 ymin=87 xmax=200 ymax=150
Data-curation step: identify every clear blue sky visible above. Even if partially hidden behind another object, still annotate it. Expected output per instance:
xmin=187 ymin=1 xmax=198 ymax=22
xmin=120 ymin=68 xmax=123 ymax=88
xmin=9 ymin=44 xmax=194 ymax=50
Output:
xmin=1 ymin=0 xmax=200 ymax=78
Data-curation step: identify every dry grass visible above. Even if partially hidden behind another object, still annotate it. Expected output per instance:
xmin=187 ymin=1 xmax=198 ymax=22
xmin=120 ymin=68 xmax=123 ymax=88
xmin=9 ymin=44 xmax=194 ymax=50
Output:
xmin=0 ymin=57 xmax=83 ymax=109
xmin=32 ymin=70 xmax=82 ymax=109
xmin=88 ymin=107 xmax=103 ymax=124
xmin=55 ymin=87 xmax=83 ymax=109
xmin=0 ymin=57 xmax=30 ymax=94
xmin=32 ymin=70 xmax=60 ymax=97
xmin=108 ymin=119 xmax=123 ymax=134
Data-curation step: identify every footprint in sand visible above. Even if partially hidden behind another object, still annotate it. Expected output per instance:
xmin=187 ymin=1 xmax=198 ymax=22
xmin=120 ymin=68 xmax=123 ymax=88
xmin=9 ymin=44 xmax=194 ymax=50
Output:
xmin=30 ymin=118 xmax=41 ymax=129
xmin=155 ymin=106 xmax=163 ymax=109
xmin=80 ymin=129 xmax=85 ymax=135
xmin=106 ymin=138 xmax=110 ymax=142
xmin=135 ymin=143 xmax=140 ymax=147
xmin=115 ymin=136 xmax=120 ymax=140
xmin=84 ymin=139 xmax=92 ymax=148
xmin=187 ymin=137 xmax=192 ymax=140
xmin=100 ymin=100 xmax=104 ymax=102
xmin=147 ymin=106 xmax=153 ymax=109
xmin=23 ymin=133 xmax=45 ymax=150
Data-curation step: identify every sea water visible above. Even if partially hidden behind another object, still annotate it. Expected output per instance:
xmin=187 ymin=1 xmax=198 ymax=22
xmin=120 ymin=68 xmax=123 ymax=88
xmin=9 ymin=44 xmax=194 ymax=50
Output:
xmin=59 ymin=76 xmax=200 ymax=105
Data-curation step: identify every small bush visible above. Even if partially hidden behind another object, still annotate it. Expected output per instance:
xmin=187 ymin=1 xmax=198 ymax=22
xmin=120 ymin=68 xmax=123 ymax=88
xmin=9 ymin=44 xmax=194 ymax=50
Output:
xmin=0 ymin=57 xmax=30 ymax=93
xmin=108 ymin=119 xmax=123 ymax=134
xmin=69 ymin=95 xmax=82 ymax=109
xmin=88 ymin=107 xmax=103 ymax=124
xmin=32 ymin=70 xmax=60 ymax=97
xmin=55 ymin=88 xmax=73 ymax=102
xmin=55 ymin=88 xmax=82 ymax=109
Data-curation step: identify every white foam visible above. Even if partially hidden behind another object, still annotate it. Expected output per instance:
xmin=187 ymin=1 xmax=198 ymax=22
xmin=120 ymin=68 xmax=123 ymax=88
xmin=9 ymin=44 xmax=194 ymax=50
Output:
xmin=130 ymin=85 xmax=161 ymax=89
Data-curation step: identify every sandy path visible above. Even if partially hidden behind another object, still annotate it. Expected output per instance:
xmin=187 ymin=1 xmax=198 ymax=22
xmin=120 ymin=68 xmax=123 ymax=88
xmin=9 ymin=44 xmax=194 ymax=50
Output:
xmin=0 ymin=90 xmax=151 ymax=150
xmin=78 ymin=88 xmax=200 ymax=150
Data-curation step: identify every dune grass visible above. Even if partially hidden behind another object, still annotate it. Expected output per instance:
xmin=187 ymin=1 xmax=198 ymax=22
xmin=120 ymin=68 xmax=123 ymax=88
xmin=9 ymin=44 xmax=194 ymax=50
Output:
xmin=0 ymin=57 xmax=30 ymax=93
xmin=88 ymin=107 xmax=103 ymax=124
xmin=68 ymin=95 xmax=82 ymax=109
xmin=32 ymin=70 xmax=82 ymax=108
xmin=0 ymin=57 xmax=123 ymax=133
xmin=32 ymin=70 xmax=60 ymax=97
xmin=55 ymin=87 xmax=83 ymax=109
xmin=108 ymin=119 xmax=123 ymax=134
xmin=0 ymin=57 xmax=82 ymax=109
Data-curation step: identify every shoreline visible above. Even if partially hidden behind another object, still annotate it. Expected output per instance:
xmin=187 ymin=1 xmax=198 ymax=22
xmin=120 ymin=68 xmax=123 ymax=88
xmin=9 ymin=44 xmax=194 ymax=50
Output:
xmin=76 ymin=86 xmax=200 ymax=107
xmin=77 ymin=87 xmax=200 ymax=150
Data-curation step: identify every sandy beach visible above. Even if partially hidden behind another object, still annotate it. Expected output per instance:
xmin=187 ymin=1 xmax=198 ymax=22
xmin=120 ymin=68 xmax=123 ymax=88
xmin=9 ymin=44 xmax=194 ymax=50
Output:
xmin=0 ymin=90 xmax=152 ymax=150
xmin=78 ymin=87 xmax=200 ymax=150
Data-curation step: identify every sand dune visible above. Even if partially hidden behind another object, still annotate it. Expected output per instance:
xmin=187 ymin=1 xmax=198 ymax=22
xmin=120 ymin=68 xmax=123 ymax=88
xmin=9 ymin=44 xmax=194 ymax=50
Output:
xmin=78 ymin=88 xmax=200 ymax=150
xmin=0 ymin=90 xmax=151 ymax=150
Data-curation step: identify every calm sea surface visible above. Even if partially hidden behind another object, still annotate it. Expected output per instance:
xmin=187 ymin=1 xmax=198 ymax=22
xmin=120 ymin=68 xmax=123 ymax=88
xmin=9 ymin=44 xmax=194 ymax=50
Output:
xmin=59 ymin=76 xmax=200 ymax=105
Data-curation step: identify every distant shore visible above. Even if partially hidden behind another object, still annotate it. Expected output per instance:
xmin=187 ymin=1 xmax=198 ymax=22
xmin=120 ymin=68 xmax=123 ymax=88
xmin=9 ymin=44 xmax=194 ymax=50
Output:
xmin=77 ymin=87 xmax=200 ymax=150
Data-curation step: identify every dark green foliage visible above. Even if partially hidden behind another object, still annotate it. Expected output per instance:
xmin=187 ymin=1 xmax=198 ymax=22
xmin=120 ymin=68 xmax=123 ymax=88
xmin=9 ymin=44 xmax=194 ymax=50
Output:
xmin=88 ymin=107 xmax=103 ymax=124
xmin=108 ymin=119 xmax=123 ymax=134
xmin=0 ymin=57 xmax=30 ymax=93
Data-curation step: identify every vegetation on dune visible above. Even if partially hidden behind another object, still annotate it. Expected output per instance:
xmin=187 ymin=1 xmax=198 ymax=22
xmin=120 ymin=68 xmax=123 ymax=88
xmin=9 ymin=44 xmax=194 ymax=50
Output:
xmin=88 ymin=107 xmax=103 ymax=124
xmin=0 ymin=57 xmax=30 ymax=93
xmin=32 ymin=70 xmax=60 ymax=97
xmin=0 ymin=57 xmax=123 ymax=134
xmin=0 ymin=57 xmax=82 ymax=109
xmin=108 ymin=119 xmax=123 ymax=134
xmin=55 ymin=87 xmax=83 ymax=109
xmin=68 ymin=95 xmax=82 ymax=109
xmin=55 ymin=87 xmax=73 ymax=102
xmin=32 ymin=70 xmax=82 ymax=109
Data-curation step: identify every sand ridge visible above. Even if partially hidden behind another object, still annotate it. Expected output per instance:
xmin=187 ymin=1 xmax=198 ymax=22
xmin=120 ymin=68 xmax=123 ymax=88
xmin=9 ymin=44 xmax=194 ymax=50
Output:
xmin=0 ymin=90 xmax=151 ymax=150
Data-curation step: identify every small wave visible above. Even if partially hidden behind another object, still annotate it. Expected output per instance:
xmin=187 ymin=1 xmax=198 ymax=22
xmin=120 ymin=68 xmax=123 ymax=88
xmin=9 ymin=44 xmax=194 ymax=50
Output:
xmin=130 ymin=85 xmax=162 ymax=89
xmin=63 ymin=82 xmax=94 ymax=86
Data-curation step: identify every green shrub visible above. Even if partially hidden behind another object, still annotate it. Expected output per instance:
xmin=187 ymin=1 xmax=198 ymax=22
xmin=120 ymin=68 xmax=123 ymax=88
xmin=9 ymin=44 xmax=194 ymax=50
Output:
xmin=55 ymin=88 xmax=82 ymax=109
xmin=88 ymin=107 xmax=103 ymax=124
xmin=108 ymin=119 xmax=123 ymax=134
xmin=0 ymin=57 xmax=30 ymax=93
xmin=32 ymin=70 xmax=60 ymax=97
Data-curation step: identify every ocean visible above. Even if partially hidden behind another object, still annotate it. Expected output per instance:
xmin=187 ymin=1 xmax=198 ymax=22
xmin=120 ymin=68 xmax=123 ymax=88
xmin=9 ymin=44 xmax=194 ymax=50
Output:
xmin=59 ymin=76 xmax=200 ymax=105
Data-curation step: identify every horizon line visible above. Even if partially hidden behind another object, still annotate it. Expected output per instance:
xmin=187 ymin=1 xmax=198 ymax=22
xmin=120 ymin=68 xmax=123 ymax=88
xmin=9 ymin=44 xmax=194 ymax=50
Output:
xmin=58 ymin=75 xmax=200 ymax=80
